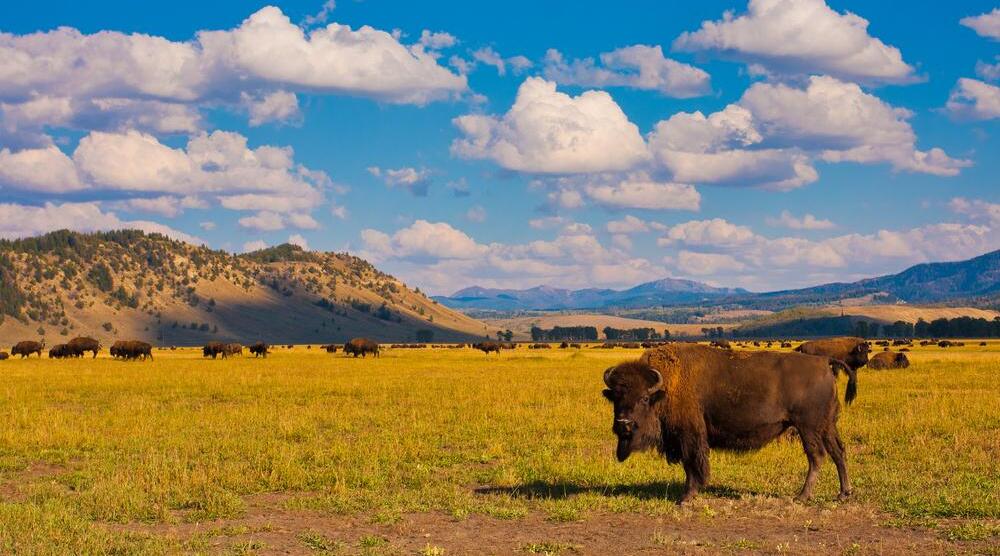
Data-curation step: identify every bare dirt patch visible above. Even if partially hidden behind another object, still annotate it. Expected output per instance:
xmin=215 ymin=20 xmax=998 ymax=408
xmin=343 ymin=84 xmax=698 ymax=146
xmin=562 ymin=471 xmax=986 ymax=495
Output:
xmin=0 ymin=462 xmax=68 ymax=502
xmin=111 ymin=493 xmax=998 ymax=555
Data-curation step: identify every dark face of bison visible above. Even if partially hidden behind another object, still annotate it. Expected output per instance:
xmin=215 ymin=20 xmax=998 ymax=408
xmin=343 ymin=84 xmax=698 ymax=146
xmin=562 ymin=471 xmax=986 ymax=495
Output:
xmin=847 ymin=342 xmax=870 ymax=369
xmin=602 ymin=362 xmax=665 ymax=462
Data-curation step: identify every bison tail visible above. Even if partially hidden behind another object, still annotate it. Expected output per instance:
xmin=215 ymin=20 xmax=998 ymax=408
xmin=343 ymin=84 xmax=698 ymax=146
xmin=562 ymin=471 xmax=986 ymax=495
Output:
xmin=829 ymin=358 xmax=857 ymax=405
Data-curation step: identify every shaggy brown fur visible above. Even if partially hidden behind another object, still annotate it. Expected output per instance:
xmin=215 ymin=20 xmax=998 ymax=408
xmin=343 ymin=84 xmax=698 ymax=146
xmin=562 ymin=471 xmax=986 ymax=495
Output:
xmin=248 ymin=342 xmax=269 ymax=357
xmin=223 ymin=343 xmax=243 ymax=357
xmin=0 ymin=351 xmax=8 ymax=360
xmin=67 ymin=336 xmax=101 ymax=358
xmin=48 ymin=344 xmax=73 ymax=358
xmin=12 ymin=340 xmax=44 ymax=358
xmin=795 ymin=337 xmax=869 ymax=371
xmin=867 ymin=351 xmax=909 ymax=370
xmin=111 ymin=340 xmax=153 ymax=361
xmin=344 ymin=338 xmax=380 ymax=358
xmin=203 ymin=342 xmax=226 ymax=359
xmin=603 ymin=344 xmax=856 ymax=504
xmin=473 ymin=341 xmax=502 ymax=355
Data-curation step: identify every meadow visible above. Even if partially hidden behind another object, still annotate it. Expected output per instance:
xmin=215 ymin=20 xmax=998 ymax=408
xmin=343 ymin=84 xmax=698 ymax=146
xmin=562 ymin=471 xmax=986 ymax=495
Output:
xmin=0 ymin=343 xmax=997 ymax=554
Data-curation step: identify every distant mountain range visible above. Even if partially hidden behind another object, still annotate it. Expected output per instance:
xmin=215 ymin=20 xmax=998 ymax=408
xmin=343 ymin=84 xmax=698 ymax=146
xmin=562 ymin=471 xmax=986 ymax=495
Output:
xmin=435 ymin=249 xmax=1000 ymax=312
xmin=432 ymin=279 xmax=748 ymax=311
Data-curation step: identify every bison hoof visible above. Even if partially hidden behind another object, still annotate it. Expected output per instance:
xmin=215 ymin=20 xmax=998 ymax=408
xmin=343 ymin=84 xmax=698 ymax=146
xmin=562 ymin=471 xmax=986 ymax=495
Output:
xmin=837 ymin=490 xmax=853 ymax=502
xmin=793 ymin=494 xmax=811 ymax=504
xmin=676 ymin=492 xmax=697 ymax=506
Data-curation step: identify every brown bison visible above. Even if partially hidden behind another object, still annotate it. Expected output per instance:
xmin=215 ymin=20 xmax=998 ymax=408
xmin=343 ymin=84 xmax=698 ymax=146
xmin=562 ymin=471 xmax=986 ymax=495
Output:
xmin=67 ymin=336 xmax=101 ymax=358
xmin=49 ymin=344 xmax=73 ymax=358
xmin=223 ymin=343 xmax=243 ymax=357
xmin=795 ymin=337 xmax=869 ymax=371
xmin=603 ymin=344 xmax=856 ymax=504
xmin=473 ymin=341 xmax=502 ymax=355
xmin=321 ymin=344 xmax=339 ymax=353
xmin=867 ymin=351 xmax=909 ymax=370
xmin=203 ymin=342 xmax=226 ymax=359
xmin=12 ymin=340 xmax=45 ymax=358
xmin=111 ymin=340 xmax=153 ymax=361
xmin=344 ymin=338 xmax=379 ymax=358
xmin=0 ymin=351 xmax=8 ymax=360
xmin=710 ymin=340 xmax=731 ymax=349
xmin=248 ymin=342 xmax=269 ymax=357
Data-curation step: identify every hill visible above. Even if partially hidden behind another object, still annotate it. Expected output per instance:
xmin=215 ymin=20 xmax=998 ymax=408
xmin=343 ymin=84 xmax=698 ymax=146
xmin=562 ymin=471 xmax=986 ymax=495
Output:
xmin=484 ymin=313 xmax=734 ymax=341
xmin=0 ymin=230 xmax=489 ymax=345
xmin=434 ymin=279 xmax=748 ymax=311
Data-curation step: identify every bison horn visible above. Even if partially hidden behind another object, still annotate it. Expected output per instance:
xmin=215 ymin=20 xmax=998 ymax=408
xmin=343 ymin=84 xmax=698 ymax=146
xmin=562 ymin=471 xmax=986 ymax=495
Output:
xmin=646 ymin=368 xmax=664 ymax=395
xmin=603 ymin=367 xmax=615 ymax=387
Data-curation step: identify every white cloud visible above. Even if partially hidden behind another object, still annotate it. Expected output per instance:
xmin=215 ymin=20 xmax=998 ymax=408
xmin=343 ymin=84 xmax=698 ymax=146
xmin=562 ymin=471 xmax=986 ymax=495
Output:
xmin=362 ymin=220 xmax=487 ymax=262
xmin=452 ymin=77 xmax=648 ymax=174
xmin=238 ymin=211 xmax=285 ymax=231
xmin=287 ymin=233 xmax=309 ymax=250
xmin=766 ymin=210 xmax=835 ymax=230
xmin=242 ymin=90 xmax=300 ymax=126
xmin=465 ymin=205 xmax=487 ymax=222
xmin=529 ymin=216 xmax=569 ymax=230
xmin=961 ymin=8 xmax=1000 ymax=41
xmin=658 ymin=218 xmax=757 ymax=247
xmin=976 ymin=57 xmax=1000 ymax=82
xmin=945 ymin=78 xmax=1000 ymax=121
xmin=330 ymin=203 xmax=348 ymax=220
xmin=950 ymin=197 xmax=1000 ymax=225
xmin=674 ymin=0 xmax=917 ymax=85
xmin=0 ymin=201 xmax=201 ymax=243
xmin=472 ymin=47 xmax=507 ymax=75
xmin=677 ymin=250 xmax=746 ymax=275
xmin=507 ymin=55 xmax=533 ymax=74
xmin=740 ymin=76 xmax=970 ymax=175
xmin=242 ymin=239 xmax=267 ymax=252
xmin=0 ymin=5 xmax=466 ymax=136
xmin=199 ymin=221 xmax=216 ymax=231
xmin=607 ymin=215 xmax=651 ymax=234
xmin=543 ymin=45 xmax=711 ymax=98
xmin=112 ymin=195 xmax=206 ymax=218
xmin=581 ymin=173 xmax=701 ymax=211
xmin=367 ymin=166 xmax=432 ymax=196
xmin=418 ymin=30 xmax=457 ymax=50
xmin=0 ymin=145 xmax=84 ymax=192
xmin=301 ymin=0 xmax=336 ymax=28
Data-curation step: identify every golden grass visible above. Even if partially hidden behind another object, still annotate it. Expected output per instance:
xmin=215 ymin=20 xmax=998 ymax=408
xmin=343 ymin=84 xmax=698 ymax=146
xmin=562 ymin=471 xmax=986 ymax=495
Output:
xmin=0 ymin=343 xmax=997 ymax=552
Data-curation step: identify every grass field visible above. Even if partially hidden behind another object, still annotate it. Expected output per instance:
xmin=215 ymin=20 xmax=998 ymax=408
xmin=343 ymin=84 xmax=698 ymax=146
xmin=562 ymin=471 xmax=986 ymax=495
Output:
xmin=1 ymin=343 xmax=998 ymax=554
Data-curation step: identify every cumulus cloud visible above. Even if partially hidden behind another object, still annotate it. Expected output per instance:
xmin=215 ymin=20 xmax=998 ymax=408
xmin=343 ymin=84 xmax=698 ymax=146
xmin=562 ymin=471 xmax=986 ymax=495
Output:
xmin=362 ymin=220 xmax=487 ymax=262
xmin=677 ymin=250 xmax=746 ymax=275
xmin=673 ymin=0 xmax=917 ymax=85
xmin=452 ymin=77 xmax=648 ymax=173
xmin=242 ymin=239 xmax=268 ymax=252
xmin=111 ymin=195 xmax=206 ymax=218
xmin=367 ymin=166 xmax=432 ymax=196
xmin=199 ymin=221 xmax=216 ymax=231
xmin=287 ymin=233 xmax=309 ymax=250
xmin=0 ymin=5 xmax=466 ymax=136
xmin=580 ymin=173 xmax=701 ymax=211
xmin=945 ymin=78 xmax=1000 ymax=121
xmin=242 ymin=90 xmax=300 ymax=126
xmin=606 ymin=215 xmax=668 ymax=234
xmin=543 ymin=45 xmax=711 ymax=98
xmin=658 ymin=218 xmax=757 ymax=248
xmin=472 ymin=47 xmax=508 ymax=75
xmin=950 ymin=197 xmax=1000 ymax=225
xmin=0 ymin=201 xmax=201 ymax=243
xmin=961 ymin=8 xmax=1000 ymax=41
xmin=0 ymin=145 xmax=84 ymax=192
xmin=238 ymin=211 xmax=285 ymax=231
xmin=976 ymin=57 xmax=1000 ymax=82
xmin=766 ymin=210 xmax=835 ymax=230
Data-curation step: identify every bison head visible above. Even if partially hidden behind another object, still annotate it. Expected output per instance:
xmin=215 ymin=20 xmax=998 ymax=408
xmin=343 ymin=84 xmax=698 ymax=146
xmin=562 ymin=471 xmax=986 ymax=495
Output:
xmin=848 ymin=341 xmax=871 ymax=369
xmin=602 ymin=362 xmax=665 ymax=462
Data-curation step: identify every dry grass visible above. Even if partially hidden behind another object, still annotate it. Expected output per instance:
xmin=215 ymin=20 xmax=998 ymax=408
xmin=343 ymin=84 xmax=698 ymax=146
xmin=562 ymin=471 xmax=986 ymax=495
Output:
xmin=0 ymin=343 xmax=997 ymax=553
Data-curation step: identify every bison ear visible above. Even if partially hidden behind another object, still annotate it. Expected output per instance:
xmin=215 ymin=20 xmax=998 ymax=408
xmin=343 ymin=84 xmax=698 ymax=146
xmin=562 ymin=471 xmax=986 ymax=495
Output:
xmin=602 ymin=389 xmax=615 ymax=402
xmin=649 ymin=389 xmax=665 ymax=406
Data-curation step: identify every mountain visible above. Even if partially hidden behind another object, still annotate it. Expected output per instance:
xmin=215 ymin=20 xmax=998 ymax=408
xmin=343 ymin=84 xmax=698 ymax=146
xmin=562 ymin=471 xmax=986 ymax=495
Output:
xmin=436 ymin=249 xmax=1000 ymax=313
xmin=0 ymin=230 xmax=489 ymax=345
xmin=434 ymin=279 xmax=748 ymax=311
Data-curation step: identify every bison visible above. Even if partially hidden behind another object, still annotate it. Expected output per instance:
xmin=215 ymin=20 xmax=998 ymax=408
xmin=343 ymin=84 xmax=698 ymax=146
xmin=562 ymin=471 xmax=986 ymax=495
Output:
xmin=344 ymin=338 xmax=379 ymax=358
xmin=49 ymin=344 xmax=73 ymax=358
xmin=203 ymin=342 xmax=226 ymax=359
xmin=248 ymin=342 xmax=269 ymax=357
xmin=67 ymin=336 xmax=101 ymax=358
xmin=710 ymin=340 xmax=731 ymax=349
xmin=867 ymin=351 xmax=909 ymax=370
xmin=473 ymin=341 xmax=502 ymax=355
xmin=111 ymin=340 xmax=153 ymax=361
xmin=0 ymin=351 xmax=8 ymax=360
xmin=12 ymin=340 xmax=45 ymax=358
xmin=602 ymin=344 xmax=856 ymax=504
xmin=321 ymin=344 xmax=339 ymax=353
xmin=223 ymin=343 xmax=243 ymax=357
xmin=795 ymin=337 xmax=869 ymax=371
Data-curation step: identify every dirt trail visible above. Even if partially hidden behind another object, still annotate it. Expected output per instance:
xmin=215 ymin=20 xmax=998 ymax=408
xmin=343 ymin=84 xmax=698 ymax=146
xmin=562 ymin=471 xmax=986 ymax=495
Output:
xmin=113 ymin=493 xmax=997 ymax=555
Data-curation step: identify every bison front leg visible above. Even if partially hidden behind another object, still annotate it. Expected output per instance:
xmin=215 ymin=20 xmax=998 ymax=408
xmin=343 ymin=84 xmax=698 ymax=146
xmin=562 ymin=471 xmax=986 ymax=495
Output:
xmin=678 ymin=433 xmax=710 ymax=505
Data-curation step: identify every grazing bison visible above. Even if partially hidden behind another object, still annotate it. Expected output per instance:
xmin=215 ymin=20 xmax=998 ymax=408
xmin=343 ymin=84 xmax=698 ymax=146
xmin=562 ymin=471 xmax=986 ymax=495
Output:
xmin=867 ymin=351 xmax=909 ymax=370
xmin=49 ymin=344 xmax=73 ymax=358
xmin=67 ymin=336 xmax=101 ymax=358
xmin=248 ymin=342 xmax=269 ymax=357
xmin=12 ymin=340 xmax=45 ymax=358
xmin=473 ymin=341 xmax=502 ymax=355
xmin=603 ymin=344 xmax=856 ymax=504
xmin=344 ymin=338 xmax=379 ymax=358
xmin=203 ymin=342 xmax=226 ymax=359
xmin=111 ymin=340 xmax=153 ymax=361
xmin=223 ymin=343 xmax=243 ymax=357
xmin=710 ymin=340 xmax=731 ymax=349
xmin=0 ymin=351 xmax=8 ymax=360
xmin=795 ymin=337 xmax=869 ymax=371
xmin=321 ymin=344 xmax=339 ymax=353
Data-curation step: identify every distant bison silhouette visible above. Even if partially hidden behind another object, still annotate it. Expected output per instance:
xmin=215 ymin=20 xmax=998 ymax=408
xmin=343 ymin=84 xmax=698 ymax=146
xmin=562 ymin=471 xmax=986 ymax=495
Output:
xmin=795 ymin=337 xmax=869 ymax=371
xmin=344 ymin=338 xmax=379 ymax=358
xmin=12 ymin=340 xmax=45 ymax=358
xmin=473 ymin=341 xmax=502 ymax=355
xmin=203 ymin=342 xmax=226 ymax=359
xmin=48 ymin=344 xmax=73 ymax=358
xmin=67 ymin=336 xmax=101 ymax=358
xmin=223 ymin=343 xmax=243 ymax=357
xmin=321 ymin=344 xmax=339 ymax=353
xmin=867 ymin=351 xmax=909 ymax=370
xmin=0 ymin=351 xmax=8 ymax=360
xmin=111 ymin=340 xmax=153 ymax=361
xmin=248 ymin=342 xmax=269 ymax=357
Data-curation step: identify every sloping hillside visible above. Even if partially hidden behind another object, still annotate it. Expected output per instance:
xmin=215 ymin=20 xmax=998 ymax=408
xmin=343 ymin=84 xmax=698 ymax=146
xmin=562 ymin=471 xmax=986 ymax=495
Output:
xmin=484 ymin=314 xmax=733 ymax=341
xmin=0 ymin=230 xmax=488 ymax=345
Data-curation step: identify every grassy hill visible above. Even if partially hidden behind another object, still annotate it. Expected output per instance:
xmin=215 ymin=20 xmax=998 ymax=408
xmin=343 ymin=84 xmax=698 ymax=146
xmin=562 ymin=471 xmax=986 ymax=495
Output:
xmin=0 ymin=230 xmax=489 ymax=346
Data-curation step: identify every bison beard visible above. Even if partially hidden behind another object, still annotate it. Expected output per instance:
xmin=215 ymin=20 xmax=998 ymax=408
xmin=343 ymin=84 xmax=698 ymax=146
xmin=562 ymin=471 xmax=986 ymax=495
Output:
xmin=603 ymin=344 xmax=856 ymax=505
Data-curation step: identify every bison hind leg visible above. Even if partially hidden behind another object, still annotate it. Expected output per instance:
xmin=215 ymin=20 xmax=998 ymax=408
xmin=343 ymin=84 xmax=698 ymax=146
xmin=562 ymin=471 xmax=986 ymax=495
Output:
xmin=795 ymin=430 xmax=827 ymax=503
xmin=823 ymin=426 xmax=852 ymax=501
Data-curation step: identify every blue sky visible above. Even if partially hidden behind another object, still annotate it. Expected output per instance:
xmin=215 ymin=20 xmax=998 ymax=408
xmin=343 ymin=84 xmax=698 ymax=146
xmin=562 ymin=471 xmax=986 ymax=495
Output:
xmin=1 ymin=1 xmax=999 ymax=294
